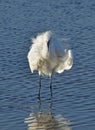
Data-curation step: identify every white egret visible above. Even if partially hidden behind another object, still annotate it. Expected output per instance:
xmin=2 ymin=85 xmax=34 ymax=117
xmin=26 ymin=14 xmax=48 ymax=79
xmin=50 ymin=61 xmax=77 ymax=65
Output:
xmin=27 ymin=31 xmax=73 ymax=97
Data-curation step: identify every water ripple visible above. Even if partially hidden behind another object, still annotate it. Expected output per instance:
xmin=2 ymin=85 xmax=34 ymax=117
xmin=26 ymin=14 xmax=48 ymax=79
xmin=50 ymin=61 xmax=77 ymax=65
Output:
xmin=0 ymin=0 xmax=95 ymax=130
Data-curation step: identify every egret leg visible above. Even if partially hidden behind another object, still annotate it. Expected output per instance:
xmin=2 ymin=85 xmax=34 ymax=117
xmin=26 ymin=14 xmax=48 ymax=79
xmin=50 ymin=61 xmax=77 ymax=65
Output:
xmin=49 ymin=92 xmax=53 ymax=115
xmin=38 ymin=75 xmax=41 ymax=99
xmin=50 ymin=75 xmax=52 ymax=97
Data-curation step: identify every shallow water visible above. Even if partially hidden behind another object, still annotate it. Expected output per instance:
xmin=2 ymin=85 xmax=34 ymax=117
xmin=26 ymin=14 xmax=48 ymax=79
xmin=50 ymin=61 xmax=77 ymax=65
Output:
xmin=0 ymin=0 xmax=95 ymax=130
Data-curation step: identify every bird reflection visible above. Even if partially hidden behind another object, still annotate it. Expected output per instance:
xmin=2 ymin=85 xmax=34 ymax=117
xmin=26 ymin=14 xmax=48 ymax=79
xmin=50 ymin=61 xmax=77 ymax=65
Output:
xmin=25 ymin=97 xmax=72 ymax=130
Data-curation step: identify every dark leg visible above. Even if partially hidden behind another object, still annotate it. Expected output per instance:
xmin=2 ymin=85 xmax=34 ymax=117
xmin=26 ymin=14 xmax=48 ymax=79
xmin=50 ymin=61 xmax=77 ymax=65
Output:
xmin=50 ymin=75 xmax=52 ymax=97
xmin=38 ymin=75 xmax=41 ymax=99
xmin=49 ymin=90 xmax=53 ymax=115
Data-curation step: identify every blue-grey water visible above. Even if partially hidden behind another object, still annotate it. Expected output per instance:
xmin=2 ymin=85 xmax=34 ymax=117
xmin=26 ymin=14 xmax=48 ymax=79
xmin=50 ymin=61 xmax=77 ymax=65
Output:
xmin=0 ymin=0 xmax=95 ymax=130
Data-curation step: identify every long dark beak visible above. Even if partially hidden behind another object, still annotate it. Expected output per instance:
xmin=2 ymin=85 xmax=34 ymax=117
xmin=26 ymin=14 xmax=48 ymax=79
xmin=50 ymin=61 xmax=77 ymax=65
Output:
xmin=47 ymin=38 xmax=51 ymax=51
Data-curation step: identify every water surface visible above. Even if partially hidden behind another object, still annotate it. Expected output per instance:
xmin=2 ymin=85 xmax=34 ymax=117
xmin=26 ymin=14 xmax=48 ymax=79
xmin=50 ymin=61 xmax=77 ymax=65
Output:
xmin=0 ymin=0 xmax=95 ymax=130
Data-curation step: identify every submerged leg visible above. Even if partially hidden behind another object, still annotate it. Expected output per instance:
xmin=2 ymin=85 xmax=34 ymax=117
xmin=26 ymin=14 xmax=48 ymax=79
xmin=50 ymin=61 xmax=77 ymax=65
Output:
xmin=38 ymin=75 xmax=41 ymax=99
xmin=50 ymin=75 xmax=52 ymax=97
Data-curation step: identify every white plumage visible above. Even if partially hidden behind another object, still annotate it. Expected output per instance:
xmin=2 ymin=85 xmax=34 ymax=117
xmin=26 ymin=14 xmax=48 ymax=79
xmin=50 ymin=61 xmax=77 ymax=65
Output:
xmin=27 ymin=31 xmax=73 ymax=77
